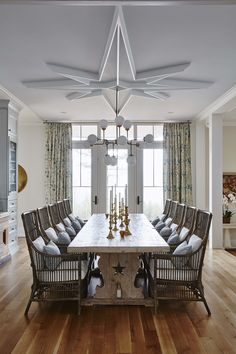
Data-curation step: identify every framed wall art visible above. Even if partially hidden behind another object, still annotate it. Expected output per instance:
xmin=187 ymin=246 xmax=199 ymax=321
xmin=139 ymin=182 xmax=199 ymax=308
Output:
xmin=223 ymin=173 xmax=236 ymax=195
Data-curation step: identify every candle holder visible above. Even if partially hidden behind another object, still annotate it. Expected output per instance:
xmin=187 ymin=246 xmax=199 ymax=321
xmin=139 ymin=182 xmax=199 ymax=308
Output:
xmin=124 ymin=206 xmax=131 ymax=236
xmin=118 ymin=202 xmax=122 ymax=220
xmin=107 ymin=213 xmax=115 ymax=239
xmin=119 ymin=216 xmax=125 ymax=228
xmin=113 ymin=210 xmax=119 ymax=231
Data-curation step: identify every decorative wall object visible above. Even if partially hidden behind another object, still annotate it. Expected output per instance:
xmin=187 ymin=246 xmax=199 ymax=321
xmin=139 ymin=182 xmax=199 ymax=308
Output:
xmin=223 ymin=173 xmax=236 ymax=195
xmin=18 ymin=164 xmax=28 ymax=193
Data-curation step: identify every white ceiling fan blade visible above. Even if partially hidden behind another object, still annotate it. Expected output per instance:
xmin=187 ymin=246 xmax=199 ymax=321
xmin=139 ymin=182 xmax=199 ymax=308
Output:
xmin=144 ymin=91 xmax=169 ymax=100
xmin=149 ymin=78 xmax=214 ymax=88
xmin=47 ymin=63 xmax=98 ymax=84
xmin=136 ymin=62 xmax=191 ymax=81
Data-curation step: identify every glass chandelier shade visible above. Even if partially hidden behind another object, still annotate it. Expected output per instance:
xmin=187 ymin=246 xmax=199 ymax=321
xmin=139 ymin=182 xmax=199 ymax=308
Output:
xmin=85 ymin=87 xmax=154 ymax=166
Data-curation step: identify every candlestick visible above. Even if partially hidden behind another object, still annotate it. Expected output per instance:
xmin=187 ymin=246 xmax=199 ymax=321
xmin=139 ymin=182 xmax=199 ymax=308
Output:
xmin=124 ymin=206 xmax=131 ymax=236
xmin=107 ymin=213 xmax=115 ymax=239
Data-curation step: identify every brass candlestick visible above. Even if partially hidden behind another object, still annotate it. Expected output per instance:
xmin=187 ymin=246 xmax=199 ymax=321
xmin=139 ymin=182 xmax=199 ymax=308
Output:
xmin=118 ymin=202 xmax=122 ymax=220
xmin=119 ymin=216 xmax=125 ymax=228
xmin=107 ymin=213 xmax=114 ymax=239
xmin=124 ymin=206 xmax=131 ymax=236
xmin=113 ymin=211 xmax=119 ymax=231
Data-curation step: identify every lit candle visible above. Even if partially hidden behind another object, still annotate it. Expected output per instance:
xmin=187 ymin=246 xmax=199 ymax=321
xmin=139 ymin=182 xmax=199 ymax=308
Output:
xmin=125 ymin=184 xmax=128 ymax=206
xmin=119 ymin=192 xmax=121 ymax=204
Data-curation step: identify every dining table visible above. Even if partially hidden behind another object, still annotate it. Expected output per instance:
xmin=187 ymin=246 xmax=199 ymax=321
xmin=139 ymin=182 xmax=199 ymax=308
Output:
xmin=68 ymin=213 xmax=169 ymax=305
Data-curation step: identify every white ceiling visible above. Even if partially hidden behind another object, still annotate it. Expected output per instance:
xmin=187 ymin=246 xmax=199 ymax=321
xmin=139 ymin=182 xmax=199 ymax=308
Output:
xmin=1 ymin=2 xmax=236 ymax=122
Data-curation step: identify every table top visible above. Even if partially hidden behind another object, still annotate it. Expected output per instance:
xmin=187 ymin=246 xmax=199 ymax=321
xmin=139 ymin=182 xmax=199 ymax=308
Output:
xmin=68 ymin=213 xmax=169 ymax=253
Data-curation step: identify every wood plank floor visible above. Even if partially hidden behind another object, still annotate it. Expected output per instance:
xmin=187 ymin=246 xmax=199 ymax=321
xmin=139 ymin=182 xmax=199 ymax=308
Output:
xmin=0 ymin=239 xmax=236 ymax=354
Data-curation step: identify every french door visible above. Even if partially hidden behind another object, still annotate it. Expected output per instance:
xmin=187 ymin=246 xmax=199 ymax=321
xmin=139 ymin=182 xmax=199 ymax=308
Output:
xmin=91 ymin=145 xmax=143 ymax=214
xmin=72 ymin=143 xmax=163 ymax=220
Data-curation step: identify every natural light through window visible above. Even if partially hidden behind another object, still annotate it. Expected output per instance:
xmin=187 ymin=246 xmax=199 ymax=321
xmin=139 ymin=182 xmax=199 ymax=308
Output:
xmin=143 ymin=149 xmax=163 ymax=220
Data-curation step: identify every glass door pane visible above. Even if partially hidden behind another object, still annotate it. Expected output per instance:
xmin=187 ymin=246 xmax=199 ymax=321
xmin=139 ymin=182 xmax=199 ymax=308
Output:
xmin=143 ymin=148 xmax=163 ymax=220
xmin=72 ymin=148 xmax=91 ymax=220
xmin=107 ymin=149 xmax=128 ymax=212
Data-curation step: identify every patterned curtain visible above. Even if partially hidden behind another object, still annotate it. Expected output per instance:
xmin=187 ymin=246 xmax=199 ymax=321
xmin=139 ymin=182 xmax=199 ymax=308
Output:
xmin=45 ymin=122 xmax=72 ymax=203
xmin=163 ymin=122 xmax=192 ymax=204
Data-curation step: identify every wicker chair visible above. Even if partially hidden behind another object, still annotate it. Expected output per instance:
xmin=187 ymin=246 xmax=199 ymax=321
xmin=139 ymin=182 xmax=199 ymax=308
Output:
xmin=48 ymin=203 xmax=75 ymax=238
xmin=167 ymin=206 xmax=197 ymax=251
xmin=151 ymin=199 xmax=172 ymax=226
xmin=37 ymin=206 xmax=68 ymax=253
xmin=159 ymin=203 xmax=186 ymax=241
xmin=63 ymin=198 xmax=86 ymax=227
xmin=148 ymin=209 xmax=212 ymax=315
xmin=155 ymin=201 xmax=178 ymax=233
xmin=22 ymin=210 xmax=90 ymax=315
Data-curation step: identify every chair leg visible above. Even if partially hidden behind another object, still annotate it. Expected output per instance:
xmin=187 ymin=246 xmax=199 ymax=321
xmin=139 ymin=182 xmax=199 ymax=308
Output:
xmin=198 ymin=282 xmax=211 ymax=316
xmin=78 ymin=299 xmax=81 ymax=315
xmin=202 ymin=298 xmax=211 ymax=316
xmin=24 ymin=297 xmax=32 ymax=316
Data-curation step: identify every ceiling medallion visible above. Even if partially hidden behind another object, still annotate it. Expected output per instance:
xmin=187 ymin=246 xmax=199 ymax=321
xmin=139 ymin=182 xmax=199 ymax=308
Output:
xmin=22 ymin=6 xmax=213 ymax=115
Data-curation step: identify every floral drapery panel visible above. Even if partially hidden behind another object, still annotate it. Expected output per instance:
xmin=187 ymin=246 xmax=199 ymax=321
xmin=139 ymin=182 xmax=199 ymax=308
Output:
xmin=163 ymin=122 xmax=192 ymax=204
xmin=45 ymin=122 xmax=72 ymax=203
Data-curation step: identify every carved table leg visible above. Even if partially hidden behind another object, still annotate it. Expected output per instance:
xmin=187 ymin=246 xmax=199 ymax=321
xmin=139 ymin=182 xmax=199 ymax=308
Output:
xmin=94 ymin=253 xmax=144 ymax=300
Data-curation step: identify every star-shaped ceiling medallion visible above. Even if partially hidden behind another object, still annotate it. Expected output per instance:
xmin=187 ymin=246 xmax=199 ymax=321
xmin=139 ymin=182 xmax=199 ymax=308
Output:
xmin=113 ymin=262 xmax=125 ymax=276
xmin=22 ymin=6 xmax=214 ymax=115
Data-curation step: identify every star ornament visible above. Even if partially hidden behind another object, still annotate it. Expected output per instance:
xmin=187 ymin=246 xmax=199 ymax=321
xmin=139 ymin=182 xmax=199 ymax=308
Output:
xmin=113 ymin=262 xmax=125 ymax=276
xmin=22 ymin=6 xmax=214 ymax=115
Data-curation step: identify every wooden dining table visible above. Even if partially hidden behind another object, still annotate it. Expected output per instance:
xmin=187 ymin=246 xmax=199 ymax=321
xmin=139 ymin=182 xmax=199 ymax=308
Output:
xmin=68 ymin=213 xmax=169 ymax=305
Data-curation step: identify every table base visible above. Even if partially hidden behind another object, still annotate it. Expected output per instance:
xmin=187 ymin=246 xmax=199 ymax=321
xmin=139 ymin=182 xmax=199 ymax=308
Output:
xmin=93 ymin=253 xmax=146 ymax=300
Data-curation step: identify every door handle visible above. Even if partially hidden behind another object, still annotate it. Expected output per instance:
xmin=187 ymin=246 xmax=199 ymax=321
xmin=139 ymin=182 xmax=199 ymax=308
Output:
xmin=137 ymin=196 xmax=140 ymax=205
xmin=94 ymin=195 xmax=98 ymax=205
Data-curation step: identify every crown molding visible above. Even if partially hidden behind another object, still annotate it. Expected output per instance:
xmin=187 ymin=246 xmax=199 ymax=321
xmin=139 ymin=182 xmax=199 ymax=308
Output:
xmin=196 ymin=84 xmax=236 ymax=121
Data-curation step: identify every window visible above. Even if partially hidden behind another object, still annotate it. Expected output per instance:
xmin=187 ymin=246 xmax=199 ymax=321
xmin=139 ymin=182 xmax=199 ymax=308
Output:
xmin=72 ymin=126 xmax=93 ymax=220
xmin=141 ymin=124 xmax=163 ymax=220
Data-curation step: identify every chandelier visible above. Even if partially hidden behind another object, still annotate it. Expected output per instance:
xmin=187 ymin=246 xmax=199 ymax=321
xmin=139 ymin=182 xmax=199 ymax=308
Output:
xmin=85 ymin=87 xmax=154 ymax=166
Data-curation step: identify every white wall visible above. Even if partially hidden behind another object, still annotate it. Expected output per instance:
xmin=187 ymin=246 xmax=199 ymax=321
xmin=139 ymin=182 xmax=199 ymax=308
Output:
xmin=223 ymin=125 xmax=236 ymax=245
xmin=17 ymin=121 xmax=46 ymax=236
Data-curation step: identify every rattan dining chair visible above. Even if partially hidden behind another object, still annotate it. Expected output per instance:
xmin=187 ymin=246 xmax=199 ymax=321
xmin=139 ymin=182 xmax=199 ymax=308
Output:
xmin=148 ymin=209 xmax=212 ymax=315
xmin=37 ymin=206 xmax=68 ymax=253
xmin=63 ymin=198 xmax=86 ymax=227
xmin=22 ymin=210 xmax=90 ymax=315
xmin=155 ymin=200 xmax=178 ymax=232
xmin=159 ymin=203 xmax=186 ymax=241
xmin=151 ymin=199 xmax=172 ymax=226
xmin=167 ymin=206 xmax=197 ymax=251
xmin=48 ymin=203 xmax=76 ymax=239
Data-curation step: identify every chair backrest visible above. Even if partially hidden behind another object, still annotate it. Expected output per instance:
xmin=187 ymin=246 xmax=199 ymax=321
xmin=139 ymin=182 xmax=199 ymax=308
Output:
xmin=191 ymin=209 xmax=212 ymax=243
xmin=182 ymin=205 xmax=197 ymax=232
xmin=168 ymin=201 xmax=178 ymax=219
xmin=37 ymin=206 xmax=52 ymax=231
xmin=57 ymin=201 xmax=67 ymax=220
xmin=63 ymin=199 xmax=72 ymax=215
xmin=48 ymin=203 xmax=61 ymax=227
xmin=21 ymin=210 xmax=43 ymax=272
xmin=163 ymin=199 xmax=171 ymax=215
xmin=172 ymin=203 xmax=186 ymax=227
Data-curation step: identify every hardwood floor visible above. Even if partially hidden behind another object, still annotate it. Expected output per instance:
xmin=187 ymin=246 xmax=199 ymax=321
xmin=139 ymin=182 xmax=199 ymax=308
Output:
xmin=0 ymin=239 xmax=236 ymax=354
